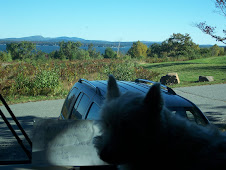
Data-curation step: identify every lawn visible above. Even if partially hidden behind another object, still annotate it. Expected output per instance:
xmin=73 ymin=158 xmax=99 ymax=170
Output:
xmin=142 ymin=56 xmax=226 ymax=87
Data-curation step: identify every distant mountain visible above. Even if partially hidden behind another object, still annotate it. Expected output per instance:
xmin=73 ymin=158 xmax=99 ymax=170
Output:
xmin=0 ymin=36 xmax=223 ymax=48
xmin=2 ymin=35 xmax=86 ymax=42
xmin=0 ymin=35 xmax=163 ymax=47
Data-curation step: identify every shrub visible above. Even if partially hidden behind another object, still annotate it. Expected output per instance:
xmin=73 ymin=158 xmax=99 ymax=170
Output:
xmin=32 ymin=70 xmax=60 ymax=95
xmin=103 ymin=61 xmax=136 ymax=81
xmin=100 ymin=60 xmax=159 ymax=81
xmin=0 ymin=59 xmax=160 ymax=99
xmin=104 ymin=47 xmax=117 ymax=59
xmin=0 ymin=51 xmax=12 ymax=62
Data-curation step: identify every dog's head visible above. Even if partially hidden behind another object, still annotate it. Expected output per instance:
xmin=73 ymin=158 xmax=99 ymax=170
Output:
xmin=94 ymin=75 xmax=164 ymax=164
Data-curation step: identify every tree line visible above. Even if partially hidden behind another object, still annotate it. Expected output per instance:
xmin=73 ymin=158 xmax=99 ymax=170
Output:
xmin=0 ymin=33 xmax=225 ymax=62
xmin=127 ymin=33 xmax=225 ymax=60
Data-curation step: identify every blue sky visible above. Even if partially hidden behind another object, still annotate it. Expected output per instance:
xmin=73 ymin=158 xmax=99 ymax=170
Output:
xmin=0 ymin=0 xmax=225 ymax=45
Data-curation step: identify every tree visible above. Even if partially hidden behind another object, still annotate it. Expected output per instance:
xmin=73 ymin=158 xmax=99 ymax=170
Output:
xmin=104 ymin=47 xmax=117 ymax=59
xmin=127 ymin=41 xmax=148 ymax=58
xmin=6 ymin=41 xmax=36 ymax=60
xmin=88 ymin=43 xmax=102 ymax=59
xmin=161 ymin=33 xmax=200 ymax=57
xmin=71 ymin=49 xmax=90 ymax=60
xmin=59 ymin=41 xmax=82 ymax=60
xmin=196 ymin=0 xmax=226 ymax=44
xmin=147 ymin=43 xmax=161 ymax=58
xmin=210 ymin=44 xmax=225 ymax=56
xmin=148 ymin=33 xmax=200 ymax=58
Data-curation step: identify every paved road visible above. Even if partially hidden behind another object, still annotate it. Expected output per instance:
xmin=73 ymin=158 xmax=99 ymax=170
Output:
xmin=0 ymin=99 xmax=65 ymax=162
xmin=174 ymin=84 xmax=226 ymax=127
xmin=0 ymin=84 xmax=225 ymax=163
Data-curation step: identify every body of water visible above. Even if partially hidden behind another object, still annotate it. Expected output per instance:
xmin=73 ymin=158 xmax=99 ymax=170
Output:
xmin=0 ymin=44 xmax=130 ymax=54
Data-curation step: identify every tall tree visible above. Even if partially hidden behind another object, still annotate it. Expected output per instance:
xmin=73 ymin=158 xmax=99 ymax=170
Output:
xmin=59 ymin=41 xmax=82 ymax=60
xmin=162 ymin=33 xmax=200 ymax=57
xmin=88 ymin=43 xmax=101 ymax=58
xmin=127 ymin=41 xmax=148 ymax=58
xmin=147 ymin=33 xmax=200 ymax=58
xmin=210 ymin=44 xmax=225 ymax=56
xmin=147 ymin=43 xmax=161 ymax=57
xmin=196 ymin=0 xmax=226 ymax=44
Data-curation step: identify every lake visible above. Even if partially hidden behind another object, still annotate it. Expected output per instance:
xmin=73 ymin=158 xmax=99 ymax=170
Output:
xmin=0 ymin=44 xmax=130 ymax=54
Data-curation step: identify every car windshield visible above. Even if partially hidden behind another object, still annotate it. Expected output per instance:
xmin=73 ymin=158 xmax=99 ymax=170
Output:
xmin=168 ymin=107 xmax=207 ymax=126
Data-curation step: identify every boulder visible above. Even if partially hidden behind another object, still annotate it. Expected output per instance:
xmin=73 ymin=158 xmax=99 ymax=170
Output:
xmin=160 ymin=73 xmax=180 ymax=85
xmin=199 ymin=76 xmax=214 ymax=82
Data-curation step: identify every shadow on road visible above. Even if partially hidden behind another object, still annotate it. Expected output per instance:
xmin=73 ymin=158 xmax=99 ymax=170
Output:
xmin=0 ymin=115 xmax=37 ymax=161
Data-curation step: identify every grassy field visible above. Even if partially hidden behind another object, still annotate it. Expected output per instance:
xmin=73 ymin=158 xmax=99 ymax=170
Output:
xmin=142 ymin=56 xmax=226 ymax=87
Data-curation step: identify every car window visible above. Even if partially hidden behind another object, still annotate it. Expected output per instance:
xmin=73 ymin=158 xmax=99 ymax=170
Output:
xmin=71 ymin=93 xmax=90 ymax=119
xmin=67 ymin=87 xmax=79 ymax=107
xmin=86 ymin=102 xmax=101 ymax=120
xmin=61 ymin=87 xmax=78 ymax=118
xmin=169 ymin=107 xmax=205 ymax=125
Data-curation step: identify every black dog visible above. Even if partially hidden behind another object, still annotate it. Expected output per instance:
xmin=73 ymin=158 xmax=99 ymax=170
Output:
xmin=94 ymin=75 xmax=226 ymax=170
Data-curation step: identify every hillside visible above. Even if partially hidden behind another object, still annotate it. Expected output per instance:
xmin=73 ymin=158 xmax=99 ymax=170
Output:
xmin=0 ymin=36 xmax=161 ymax=47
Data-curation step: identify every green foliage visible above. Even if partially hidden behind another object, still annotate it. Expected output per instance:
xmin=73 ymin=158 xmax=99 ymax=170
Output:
xmin=148 ymin=33 xmax=200 ymax=58
xmin=104 ymin=47 xmax=117 ymax=59
xmin=51 ymin=41 xmax=102 ymax=60
xmin=12 ymin=65 xmax=60 ymax=96
xmin=35 ymin=50 xmax=49 ymax=61
xmin=32 ymin=70 xmax=60 ymax=95
xmin=0 ymin=51 xmax=12 ymax=61
xmin=0 ymin=59 xmax=160 ymax=99
xmin=210 ymin=44 xmax=225 ymax=56
xmin=103 ymin=61 xmax=136 ymax=80
xmin=101 ymin=60 xmax=159 ymax=81
xmin=88 ymin=43 xmax=103 ymax=59
xmin=127 ymin=41 xmax=148 ymax=58
xmin=6 ymin=41 xmax=36 ymax=60
xmin=55 ymin=41 xmax=82 ymax=60
xmin=73 ymin=49 xmax=90 ymax=60
xmin=2 ymin=33 xmax=225 ymax=63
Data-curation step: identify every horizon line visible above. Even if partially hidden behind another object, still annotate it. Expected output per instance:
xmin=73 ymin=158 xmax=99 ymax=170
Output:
xmin=0 ymin=35 xmax=225 ymax=46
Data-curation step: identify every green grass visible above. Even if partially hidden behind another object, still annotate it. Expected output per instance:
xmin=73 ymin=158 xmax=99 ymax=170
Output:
xmin=186 ymin=56 xmax=226 ymax=64
xmin=142 ymin=56 xmax=226 ymax=87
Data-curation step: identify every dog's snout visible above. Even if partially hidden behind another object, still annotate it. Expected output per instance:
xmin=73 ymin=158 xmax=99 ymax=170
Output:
xmin=99 ymin=145 xmax=127 ymax=164
xmin=99 ymin=146 xmax=115 ymax=163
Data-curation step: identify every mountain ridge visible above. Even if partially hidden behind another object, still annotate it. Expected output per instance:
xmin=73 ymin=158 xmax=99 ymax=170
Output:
xmin=0 ymin=36 xmax=221 ymax=47
xmin=0 ymin=35 xmax=160 ymax=43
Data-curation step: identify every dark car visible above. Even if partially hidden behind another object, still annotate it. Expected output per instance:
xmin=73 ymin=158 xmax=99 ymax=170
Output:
xmin=60 ymin=78 xmax=210 ymax=126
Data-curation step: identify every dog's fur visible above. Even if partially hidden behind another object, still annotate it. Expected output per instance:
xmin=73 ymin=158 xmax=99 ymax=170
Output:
xmin=93 ymin=75 xmax=226 ymax=170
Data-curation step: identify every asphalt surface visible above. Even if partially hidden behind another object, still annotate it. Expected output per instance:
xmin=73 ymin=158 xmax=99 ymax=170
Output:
xmin=0 ymin=99 xmax=65 ymax=162
xmin=174 ymin=84 xmax=226 ymax=127
xmin=0 ymin=84 xmax=225 ymax=164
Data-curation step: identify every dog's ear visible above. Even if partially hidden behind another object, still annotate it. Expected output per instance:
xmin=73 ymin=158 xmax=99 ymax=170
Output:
xmin=143 ymin=83 xmax=163 ymax=113
xmin=107 ymin=75 xmax=121 ymax=100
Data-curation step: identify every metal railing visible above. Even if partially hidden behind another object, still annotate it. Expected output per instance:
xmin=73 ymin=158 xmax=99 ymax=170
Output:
xmin=0 ymin=94 xmax=32 ymax=165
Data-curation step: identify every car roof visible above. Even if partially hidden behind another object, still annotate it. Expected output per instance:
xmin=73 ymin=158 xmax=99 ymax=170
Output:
xmin=89 ymin=80 xmax=193 ymax=108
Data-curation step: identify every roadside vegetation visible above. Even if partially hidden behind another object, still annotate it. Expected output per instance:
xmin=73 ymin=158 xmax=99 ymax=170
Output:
xmin=0 ymin=33 xmax=225 ymax=104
